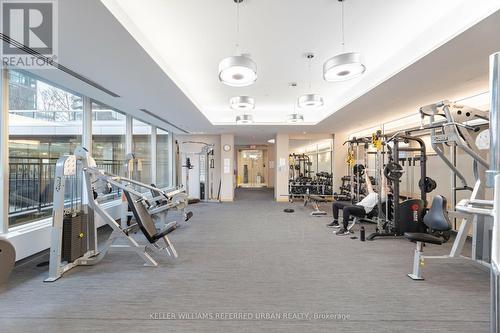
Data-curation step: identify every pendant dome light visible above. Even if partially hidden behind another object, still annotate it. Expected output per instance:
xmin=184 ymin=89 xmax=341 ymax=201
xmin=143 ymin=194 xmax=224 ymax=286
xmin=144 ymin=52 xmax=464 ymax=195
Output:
xmin=323 ymin=0 xmax=366 ymax=82
xmin=236 ymin=114 xmax=254 ymax=124
xmin=287 ymin=113 xmax=304 ymax=123
xmin=219 ymin=0 xmax=257 ymax=87
xmin=287 ymin=102 xmax=304 ymax=123
xmin=298 ymin=53 xmax=324 ymax=109
xmin=230 ymin=96 xmax=255 ymax=110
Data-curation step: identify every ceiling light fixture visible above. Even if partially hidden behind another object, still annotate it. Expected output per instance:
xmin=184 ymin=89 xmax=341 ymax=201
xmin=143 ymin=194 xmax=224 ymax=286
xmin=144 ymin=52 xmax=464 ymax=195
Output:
xmin=298 ymin=93 xmax=324 ymax=108
xmin=219 ymin=0 xmax=257 ymax=87
xmin=323 ymin=0 xmax=366 ymax=82
xmin=230 ymin=96 xmax=255 ymax=110
xmin=299 ymin=53 xmax=324 ymax=108
xmin=236 ymin=114 xmax=254 ymax=124
xmin=287 ymin=102 xmax=304 ymax=123
xmin=287 ymin=113 xmax=304 ymax=123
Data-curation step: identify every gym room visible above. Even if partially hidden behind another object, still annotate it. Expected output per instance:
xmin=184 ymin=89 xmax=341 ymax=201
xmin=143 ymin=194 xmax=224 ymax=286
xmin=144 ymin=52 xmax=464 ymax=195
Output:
xmin=0 ymin=0 xmax=500 ymax=332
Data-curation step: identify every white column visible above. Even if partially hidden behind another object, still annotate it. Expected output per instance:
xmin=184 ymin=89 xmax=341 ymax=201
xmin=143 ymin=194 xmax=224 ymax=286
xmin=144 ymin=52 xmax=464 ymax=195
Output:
xmin=80 ymin=97 xmax=92 ymax=207
xmin=220 ymin=134 xmax=234 ymax=201
xmin=125 ymin=115 xmax=133 ymax=154
xmin=82 ymin=96 xmax=92 ymax=154
xmin=168 ymin=133 xmax=174 ymax=187
xmin=151 ymin=126 xmax=157 ymax=185
xmin=0 ymin=70 xmax=9 ymax=233
xmin=267 ymin=140 xmax=276 ymax=188
xmin=275 ymin=133 xmax=289 ymax=202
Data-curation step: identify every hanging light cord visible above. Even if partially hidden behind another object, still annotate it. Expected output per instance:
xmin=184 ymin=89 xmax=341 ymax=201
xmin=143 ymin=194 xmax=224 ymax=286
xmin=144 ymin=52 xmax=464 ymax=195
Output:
xmin=340 ymin=0 xmax=345 ymax=52
xmin=235 ymin=0 xmax=240 ymax=54
xmin=308 ymin=56 xmax=312 ymax=91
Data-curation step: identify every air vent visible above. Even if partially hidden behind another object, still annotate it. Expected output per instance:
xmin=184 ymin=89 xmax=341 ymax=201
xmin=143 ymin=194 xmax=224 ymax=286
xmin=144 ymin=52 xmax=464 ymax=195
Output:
xmin=139 ymin=109 xmax=189 ymax=133
xmin=1 ymin=33 xmax=120 ymax=97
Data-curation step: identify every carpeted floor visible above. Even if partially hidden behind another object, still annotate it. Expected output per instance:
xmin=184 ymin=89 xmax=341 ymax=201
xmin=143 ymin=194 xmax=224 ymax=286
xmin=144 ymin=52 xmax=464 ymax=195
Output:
xmin=0 ymin=188 xmax=490 ymax=332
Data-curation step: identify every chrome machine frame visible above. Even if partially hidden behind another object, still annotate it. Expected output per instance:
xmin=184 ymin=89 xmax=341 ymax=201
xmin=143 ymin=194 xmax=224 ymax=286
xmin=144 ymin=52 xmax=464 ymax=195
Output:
xmin=46 ymin=147 xmax=188 ymax=282
xmin=181 ymin=141 xmax=220 ymax=202
xmin=416 ymin=99 xmax=491 ymax=270
xmin=454 ymin=52 xmax=500 ymax=333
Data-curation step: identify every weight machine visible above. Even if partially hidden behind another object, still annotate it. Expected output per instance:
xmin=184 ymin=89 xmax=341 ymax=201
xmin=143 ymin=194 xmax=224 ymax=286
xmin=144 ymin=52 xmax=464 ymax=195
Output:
xmin=367 ymin=134 xmax=429 ymax=240
xmin=340 ymin=137 xmax=372 ymax=203
xmin=415 ymin=98 xmax=491 ymax=266
xmin=405 ymin=52 xmax=499 ymax=332
xmin=179 ymin=141 xmax=220 ymax=202
xmin=45 ymin=147 xmax=192 ymax=282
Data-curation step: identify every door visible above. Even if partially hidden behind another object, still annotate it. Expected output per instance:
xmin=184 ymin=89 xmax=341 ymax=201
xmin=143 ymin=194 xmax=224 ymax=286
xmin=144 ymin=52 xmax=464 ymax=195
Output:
xmin=238 ymin=149 xmax=267 ymax=188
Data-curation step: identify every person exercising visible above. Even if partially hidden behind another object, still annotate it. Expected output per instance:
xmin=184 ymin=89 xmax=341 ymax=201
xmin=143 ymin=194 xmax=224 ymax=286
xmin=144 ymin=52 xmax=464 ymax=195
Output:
xmin=327 ymin=172 xmax=386 ymax=235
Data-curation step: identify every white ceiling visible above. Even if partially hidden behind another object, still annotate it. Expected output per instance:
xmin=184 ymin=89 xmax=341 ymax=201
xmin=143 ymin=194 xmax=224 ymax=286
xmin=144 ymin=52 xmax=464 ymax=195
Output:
xmin=102 ymin=0 xmax=500 ymax=125
xmin=9 ymin=0 xmax=500 ymax=146
xmin=10 ymin=0 xmax=212 ymax=134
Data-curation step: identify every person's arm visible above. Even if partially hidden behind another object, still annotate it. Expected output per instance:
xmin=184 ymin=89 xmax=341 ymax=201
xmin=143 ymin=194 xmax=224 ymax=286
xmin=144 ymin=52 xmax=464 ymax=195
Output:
xmin=364 ymin=172 xmax=374 ymax=194
xmin=380 ymin=175 xmax=387 ymax=202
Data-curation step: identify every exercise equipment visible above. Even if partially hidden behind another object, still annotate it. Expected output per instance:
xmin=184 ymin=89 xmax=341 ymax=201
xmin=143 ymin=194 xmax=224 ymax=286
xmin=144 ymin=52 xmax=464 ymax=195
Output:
xmin=418 ymin=177 xmax=437 ymax=193
xmin=368 ymin=133 xmax=429 ymax=240
xmin=179 ymin=141 xmax=220 ymax=202
xmin=384 ymin=162 xmax=403 ymax=181
xmin=404 ymin=195 xmax=452 ymax=280
xmin=45 ymin=147 xmax=192 ymax=282
xmin=418 ymin=98 xmax=491 ymax=266
xmin=0 ymin=237 xmax=15 ymax=285
xmin=303 ymin=194 xmax=328 ymax=216
xmin=451 ymin=52 xmax=500 ymax=332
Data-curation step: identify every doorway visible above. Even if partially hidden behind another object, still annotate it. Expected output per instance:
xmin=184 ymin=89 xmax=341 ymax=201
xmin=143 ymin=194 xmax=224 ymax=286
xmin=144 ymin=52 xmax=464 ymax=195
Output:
xmin=237 ymin=149 xmax=268 ymax=188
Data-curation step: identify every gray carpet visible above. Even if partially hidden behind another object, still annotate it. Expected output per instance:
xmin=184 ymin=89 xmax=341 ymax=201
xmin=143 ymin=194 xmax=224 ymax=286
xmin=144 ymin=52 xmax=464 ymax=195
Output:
xmin=0 ymin=188 xmax=490 ymax=332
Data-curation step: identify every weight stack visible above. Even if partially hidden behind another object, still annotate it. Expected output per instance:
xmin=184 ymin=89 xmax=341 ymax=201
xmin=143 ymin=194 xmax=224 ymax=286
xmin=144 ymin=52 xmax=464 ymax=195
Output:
xmin=62 ymin=213 xmax=88 ymax=263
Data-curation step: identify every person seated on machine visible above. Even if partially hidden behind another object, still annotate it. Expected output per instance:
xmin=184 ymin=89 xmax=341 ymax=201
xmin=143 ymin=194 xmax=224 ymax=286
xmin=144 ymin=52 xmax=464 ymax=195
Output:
xmin=327 ymin=172 xmax=387 ymax=235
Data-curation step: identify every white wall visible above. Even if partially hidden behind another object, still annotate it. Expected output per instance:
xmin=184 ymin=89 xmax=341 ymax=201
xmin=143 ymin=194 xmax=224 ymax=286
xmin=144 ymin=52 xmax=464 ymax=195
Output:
xmin=220 ymin=134 xmax=235 ymax=201
xmin=268 ymin=143 xmax=275 ymax=188
xmin=274 ymin=133 xmax=289 ymax=202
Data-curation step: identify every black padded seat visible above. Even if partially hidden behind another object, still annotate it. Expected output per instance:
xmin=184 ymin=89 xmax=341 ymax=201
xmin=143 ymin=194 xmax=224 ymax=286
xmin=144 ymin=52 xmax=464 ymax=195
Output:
xmin=404 ymin=195 xmax=452 ymax=244
xmin=123 ymin=189 xmax=177 ymax=243
xmin=404 ymin=232 xmax=446 ymax=245
xmin=150 ymin=183 xmax=167 ymax=206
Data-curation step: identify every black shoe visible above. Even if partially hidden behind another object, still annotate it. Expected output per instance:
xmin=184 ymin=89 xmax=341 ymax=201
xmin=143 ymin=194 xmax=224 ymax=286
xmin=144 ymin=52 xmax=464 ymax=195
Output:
xmin=335 ymin=228 xmax=350 ymax=236
xmin=326 ymin=221 xmax=339 ymax=228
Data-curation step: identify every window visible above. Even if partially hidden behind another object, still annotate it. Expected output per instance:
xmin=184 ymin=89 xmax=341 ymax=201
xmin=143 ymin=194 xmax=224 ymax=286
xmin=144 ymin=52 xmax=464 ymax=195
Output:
xmin=92 ymin=102 xmax=126 ymax=202
xmin=317 ymin=150 xmax=332 ymax=173
xmin=156 ymin=128 xmax=170 ymax=188
xmin=8 ymin=71 xmax=83 ymax=227
xmin=132 ymin=119 xmax=152 ymax=185
xmin=307 ymin=153 xmax=317 ymax=175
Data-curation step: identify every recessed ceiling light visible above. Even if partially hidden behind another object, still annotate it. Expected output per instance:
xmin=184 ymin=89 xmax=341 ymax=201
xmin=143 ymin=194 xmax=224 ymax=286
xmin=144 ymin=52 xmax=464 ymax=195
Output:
xmin=298 ymin=93 xmax=324 ymax=108
xmin=236 ymin=114 xmax=254 ymax=124
xmin=287 ymin=113 xmax=304 ymax=123
xmin=267 ymin=138 xmax=276 ymax=144
xmin=230 ymin=96 xmax=255 ymax=110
